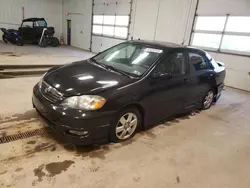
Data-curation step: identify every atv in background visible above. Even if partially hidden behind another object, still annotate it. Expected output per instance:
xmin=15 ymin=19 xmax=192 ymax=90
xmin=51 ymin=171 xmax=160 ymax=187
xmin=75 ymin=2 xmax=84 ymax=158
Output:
xmin=19 ymin=18 xmax=59 ymax=47
xmin=1 ymin=28 xmax=24 ymax=46
xmin=1 ymin=18 xmax=59 ymax=47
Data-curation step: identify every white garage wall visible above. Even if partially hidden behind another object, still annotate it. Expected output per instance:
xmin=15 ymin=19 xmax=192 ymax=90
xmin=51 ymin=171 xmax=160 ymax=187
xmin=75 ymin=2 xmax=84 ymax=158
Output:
xmin=0 ymin=0 xmax=63 ymax=39
xmin=196 ymin=0 xmax=250 ymax=91
xmin=62 ymin=0 xmax=92 ymax=50
xmin=130 ymin=0 xmax=197 ymax=44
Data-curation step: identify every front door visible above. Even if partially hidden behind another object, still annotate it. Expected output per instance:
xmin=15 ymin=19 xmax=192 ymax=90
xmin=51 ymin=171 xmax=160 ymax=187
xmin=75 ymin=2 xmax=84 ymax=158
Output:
xmin=144 ymin=52 xmax=190 ymax=122
xmin=19 ymin=21 xmax=34 ymax=41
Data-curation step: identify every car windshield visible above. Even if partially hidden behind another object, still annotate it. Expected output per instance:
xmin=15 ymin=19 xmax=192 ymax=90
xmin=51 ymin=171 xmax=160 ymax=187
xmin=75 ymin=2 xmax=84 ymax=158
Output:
xmin=34 ymin=20 xmax=47 ymax=27
xmin=93 ymin=43 xmax=164 ymax=77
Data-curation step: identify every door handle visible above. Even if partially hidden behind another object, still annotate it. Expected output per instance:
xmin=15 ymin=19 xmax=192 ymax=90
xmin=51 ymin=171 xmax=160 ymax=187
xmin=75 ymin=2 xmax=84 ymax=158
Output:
xmin=184 ymin=78 xmax=191 ymax=84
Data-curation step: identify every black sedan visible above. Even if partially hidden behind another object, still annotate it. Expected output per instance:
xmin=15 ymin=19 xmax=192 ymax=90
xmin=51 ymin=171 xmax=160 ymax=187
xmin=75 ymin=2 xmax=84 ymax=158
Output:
xmin=32 ymin=40 xmax=225 ymax=145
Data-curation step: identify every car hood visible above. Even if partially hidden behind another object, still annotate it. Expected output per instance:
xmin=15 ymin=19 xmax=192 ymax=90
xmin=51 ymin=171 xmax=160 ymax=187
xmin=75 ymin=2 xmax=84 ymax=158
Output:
xmin=44 ymin=60 xmax=133 ymax=96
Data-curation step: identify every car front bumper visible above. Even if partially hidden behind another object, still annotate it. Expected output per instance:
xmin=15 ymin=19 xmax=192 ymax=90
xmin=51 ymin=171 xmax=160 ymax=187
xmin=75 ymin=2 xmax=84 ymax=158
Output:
xmin=32 ymin=84 xmax=115 ymax=145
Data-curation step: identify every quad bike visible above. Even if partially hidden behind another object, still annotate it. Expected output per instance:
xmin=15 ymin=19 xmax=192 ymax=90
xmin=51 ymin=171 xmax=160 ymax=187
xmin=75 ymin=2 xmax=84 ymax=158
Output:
xmin=1 ymin=28 xmax=24 ymax=46
xmin=1 ymin=18 xmax=59 ymax=47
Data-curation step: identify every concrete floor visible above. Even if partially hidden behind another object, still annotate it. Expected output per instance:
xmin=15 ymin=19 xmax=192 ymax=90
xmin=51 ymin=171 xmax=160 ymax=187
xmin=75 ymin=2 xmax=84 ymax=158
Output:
xmin=0 ymin=42 xmax=94 ymax=65
xmin=1 ymin=76 xmax=250 ymax=188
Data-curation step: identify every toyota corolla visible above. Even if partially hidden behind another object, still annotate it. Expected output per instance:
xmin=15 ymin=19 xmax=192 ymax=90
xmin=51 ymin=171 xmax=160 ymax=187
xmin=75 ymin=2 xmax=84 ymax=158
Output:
xmin=32 ymin=40 xmax=225 ymax=145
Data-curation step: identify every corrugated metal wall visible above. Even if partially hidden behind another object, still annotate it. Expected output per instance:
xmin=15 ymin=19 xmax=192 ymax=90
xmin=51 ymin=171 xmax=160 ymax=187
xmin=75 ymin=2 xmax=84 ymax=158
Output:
xmin=0 ymin=0 xmax=63 ymax=38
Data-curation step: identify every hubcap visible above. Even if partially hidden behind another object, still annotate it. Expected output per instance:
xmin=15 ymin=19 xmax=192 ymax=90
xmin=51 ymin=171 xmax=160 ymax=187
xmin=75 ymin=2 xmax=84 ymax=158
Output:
xmin=116 ymin=113 xmax=138 ymax=140
xmin=204 ymin=91 xmax=214 ymax=109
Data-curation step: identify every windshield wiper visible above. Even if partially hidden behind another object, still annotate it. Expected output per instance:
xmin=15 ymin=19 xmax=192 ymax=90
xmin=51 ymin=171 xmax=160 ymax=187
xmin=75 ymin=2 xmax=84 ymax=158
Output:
xmin=90 ymin=58 xmax=133 ymax=78
xmin=89 ymin=58 xmax=110 ymax=70
xmin=104 ymin=64 xmax=133 ymax=78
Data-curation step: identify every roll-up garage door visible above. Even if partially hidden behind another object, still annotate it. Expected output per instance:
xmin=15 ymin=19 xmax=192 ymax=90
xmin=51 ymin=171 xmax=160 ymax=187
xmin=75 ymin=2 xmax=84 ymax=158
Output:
xmin=189 ymin=0 xmax=250 ymax=91
xmin=91 ymin=0 xmax=132 ymax=53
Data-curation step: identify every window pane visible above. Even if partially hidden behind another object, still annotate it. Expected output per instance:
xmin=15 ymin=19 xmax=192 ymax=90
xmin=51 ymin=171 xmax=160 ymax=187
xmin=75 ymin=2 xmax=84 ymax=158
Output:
xmin=114 ymin=27 xmax=128 ymax=38
xmin=93 ymin=15 xmax=103 ymax=24
xmin=189 ymin=53 xmax=209 ymax=71
xmin=192 ymin=33 xmax=222 ymax=49
xmin=103 ymin=26 xmax=114 ymax=36
xmin=93 ymin=25 xmax=102 ymax=35
xmin=221 ymin=35 xmax=250 ymax=52
xmin=115 ymin=16 xmax=129 ymax=26
xmin=22 ymin=22 xmax=33 ymax=28
xmin=103 ymin=16 xmax=115 ymax=25
xmin=156 ymin=53 xmax=186 ymax=75
xmin=226 ymin=17 xmax=250 ymax=33
xmin=195 ymin=16 xmax=226 ymax=31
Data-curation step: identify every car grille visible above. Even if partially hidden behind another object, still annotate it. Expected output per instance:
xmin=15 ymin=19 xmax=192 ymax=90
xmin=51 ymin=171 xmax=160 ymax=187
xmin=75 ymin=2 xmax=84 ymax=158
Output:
xmin=40 ymin=81 xmax=64 ymax=103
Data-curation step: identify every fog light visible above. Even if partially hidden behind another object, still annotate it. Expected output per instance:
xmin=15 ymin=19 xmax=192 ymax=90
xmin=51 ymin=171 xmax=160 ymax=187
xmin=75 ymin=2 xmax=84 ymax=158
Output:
xmin=69 ymin=130 xmax=89 ymax=136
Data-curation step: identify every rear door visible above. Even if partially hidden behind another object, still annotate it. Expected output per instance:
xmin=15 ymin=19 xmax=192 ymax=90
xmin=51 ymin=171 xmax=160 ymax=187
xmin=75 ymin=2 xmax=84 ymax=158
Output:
xmin=186 ymin=50 xmax=215 ymax=106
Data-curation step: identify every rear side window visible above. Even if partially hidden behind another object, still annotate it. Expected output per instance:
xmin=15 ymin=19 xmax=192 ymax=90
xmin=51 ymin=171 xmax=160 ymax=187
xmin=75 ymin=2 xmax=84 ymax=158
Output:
xmin=189 ymin=53 xmax=210 ymax=71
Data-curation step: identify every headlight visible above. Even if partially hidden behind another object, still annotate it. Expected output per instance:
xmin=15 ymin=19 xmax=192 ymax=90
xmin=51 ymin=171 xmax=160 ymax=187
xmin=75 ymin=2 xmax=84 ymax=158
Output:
xmin=61 ymin=95 xmax=106 ymax=111
xmin=38 ymin=72 xmax=47 ymax=88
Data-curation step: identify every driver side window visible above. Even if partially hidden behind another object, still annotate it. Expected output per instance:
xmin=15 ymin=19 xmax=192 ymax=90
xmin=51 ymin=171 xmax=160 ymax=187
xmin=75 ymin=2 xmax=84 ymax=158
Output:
xmin=154 ymin=52 xmax=186 ymax=76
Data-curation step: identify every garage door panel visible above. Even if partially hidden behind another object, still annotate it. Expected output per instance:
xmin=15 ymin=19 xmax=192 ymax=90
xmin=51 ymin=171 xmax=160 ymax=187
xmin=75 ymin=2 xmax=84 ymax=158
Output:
xmin=92 ymin=0 xmax=131 ymax=52
xmin=225 ymin=69 xmax=250 ymax=91
xmin=198 ymin=0 xmax=250 ymax=15
xmin=93 ymin=4 xmax=105 ymax=15
xmin=91 ymin=36 xmax=103 ymax=53
xmin=101 ymin=37 xmax=124 ymax=51
xmin=94 ymin=0 xmax=131 ymax=15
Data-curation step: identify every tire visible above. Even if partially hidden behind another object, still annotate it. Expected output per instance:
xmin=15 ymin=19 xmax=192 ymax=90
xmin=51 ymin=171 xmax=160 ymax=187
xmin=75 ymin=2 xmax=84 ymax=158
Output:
xmin=109 ymin=108 xmax=142 ymax=142
xmin=51 ymin=37 xmax=59 ymax=47
xmin=201 ymin=90 xmax=215 ymax=110
xmin=16 ymin=39 xmax=24 ymax=46
xmin=2 ymin=35 xmax=8 ymax=44
xmin=39 ymin=38 xmax=48 ymax=48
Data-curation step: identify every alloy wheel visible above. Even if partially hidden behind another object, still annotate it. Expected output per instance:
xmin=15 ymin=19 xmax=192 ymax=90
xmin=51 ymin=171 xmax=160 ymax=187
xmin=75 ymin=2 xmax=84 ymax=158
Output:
xmin=116 ymin=113 xmax=138 ymax=140
xmin=203 ymin=91 xmax=214 ymax=109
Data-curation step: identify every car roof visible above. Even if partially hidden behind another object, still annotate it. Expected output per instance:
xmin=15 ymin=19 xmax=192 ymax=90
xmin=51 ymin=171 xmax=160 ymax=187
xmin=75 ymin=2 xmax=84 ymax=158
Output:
xmin=22 ymin=18 xmax=46 ymax=22
xmin=128 ymin=40 xmax=206 ymax=54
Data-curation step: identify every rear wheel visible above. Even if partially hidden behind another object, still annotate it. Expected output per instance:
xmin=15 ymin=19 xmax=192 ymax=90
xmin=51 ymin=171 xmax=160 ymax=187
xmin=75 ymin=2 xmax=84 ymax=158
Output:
xmin=51 ymin=37 xmax=59 ymax=47
xmin=109 ymin=108 xmax=142 ymax=142
xmin=201 ymin=90 xmax=214 ymax=110
xmin=2 ymin=35 xmax=8 ymax=43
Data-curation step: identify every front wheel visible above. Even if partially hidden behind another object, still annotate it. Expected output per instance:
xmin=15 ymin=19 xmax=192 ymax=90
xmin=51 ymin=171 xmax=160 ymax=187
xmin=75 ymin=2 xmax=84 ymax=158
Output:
xmin=109 ymin=108 xmax=142 ymax=142
xmin=2 ymin=35 xmax=8 ymax=43
xmin=16 ymin=38 xmax=24 ymax=46
xmin=201 ymin=90 xmax=214 ymax=110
